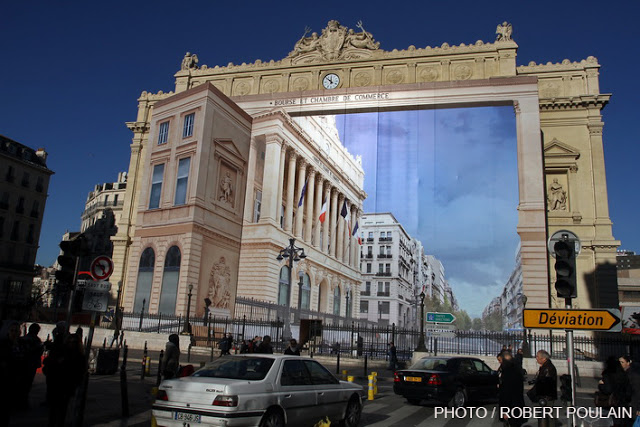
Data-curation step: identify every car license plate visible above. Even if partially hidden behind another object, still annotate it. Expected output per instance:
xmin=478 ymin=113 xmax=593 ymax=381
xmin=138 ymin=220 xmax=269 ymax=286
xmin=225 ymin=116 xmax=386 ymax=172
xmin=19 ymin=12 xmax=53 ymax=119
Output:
xmin=405 ymin=376 xmax=422 ymax=382
xmin=174 ymin=412 xmax=201 ymax=423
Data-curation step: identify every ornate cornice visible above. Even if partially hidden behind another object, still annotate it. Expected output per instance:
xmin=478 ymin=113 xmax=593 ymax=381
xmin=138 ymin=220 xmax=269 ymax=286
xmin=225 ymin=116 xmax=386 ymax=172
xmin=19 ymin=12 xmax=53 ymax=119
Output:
xmin=516 ymin=56 xmax=600 ymax=73
xmin=539 ymin=94 xmax=611 ymax=111
xmin=125 ymin=121 xmax=150 ymax=134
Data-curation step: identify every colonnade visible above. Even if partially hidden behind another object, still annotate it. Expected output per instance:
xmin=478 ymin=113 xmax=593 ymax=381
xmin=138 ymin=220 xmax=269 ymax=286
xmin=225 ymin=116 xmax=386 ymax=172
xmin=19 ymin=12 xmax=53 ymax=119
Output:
xmin=257 ymin=134 xmax=361 ymax=269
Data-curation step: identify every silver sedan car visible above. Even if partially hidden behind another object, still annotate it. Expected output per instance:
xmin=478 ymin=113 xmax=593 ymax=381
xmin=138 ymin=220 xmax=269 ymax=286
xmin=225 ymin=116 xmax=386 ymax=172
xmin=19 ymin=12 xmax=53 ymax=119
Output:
xmin=152 ymin=354 xmax=364 ymax=426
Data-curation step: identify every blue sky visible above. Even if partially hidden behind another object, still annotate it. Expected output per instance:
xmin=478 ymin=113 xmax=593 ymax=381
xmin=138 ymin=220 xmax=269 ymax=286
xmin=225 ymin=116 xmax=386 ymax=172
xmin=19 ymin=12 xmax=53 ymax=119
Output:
xmin=336 ymin=108 xmax=518 ymax=317
xmin=1 ymin=1 xmax=638 ymax=317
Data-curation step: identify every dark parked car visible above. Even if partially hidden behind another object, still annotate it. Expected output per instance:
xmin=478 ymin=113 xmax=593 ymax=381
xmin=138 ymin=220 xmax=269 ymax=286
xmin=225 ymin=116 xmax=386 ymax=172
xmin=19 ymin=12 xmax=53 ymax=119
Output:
xmin=393 ymin=356 xmax=499 ymax=407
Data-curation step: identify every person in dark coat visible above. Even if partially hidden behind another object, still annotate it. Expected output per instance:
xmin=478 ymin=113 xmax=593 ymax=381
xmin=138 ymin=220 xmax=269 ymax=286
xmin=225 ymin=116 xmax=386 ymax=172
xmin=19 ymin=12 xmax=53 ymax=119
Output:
xmin=597 ymin=356 xmax=629 ymax=427
xmin=18 ymin=323 xmax=43 ymax=409
xmin=388 ymin=342 xmax=398 ymax=370
xmin=620 ymin=355 xmax=640 ymax=425
xmin=43 ymin=332 xmax=87 ymax=427
xmin=528 ymin=350 xmax=557 ymax=404
xmin=255 ymin=335 xmax=273 ymax=354
xmin=0 ymin=320 xmax=24 ymax=427
xmin=498 ymin=350 xmax=526 ymax=426
xmin=161 ymin=334 xmax=180 ymax=379
xmin=284 ymin=339 xmax=300 ymax=355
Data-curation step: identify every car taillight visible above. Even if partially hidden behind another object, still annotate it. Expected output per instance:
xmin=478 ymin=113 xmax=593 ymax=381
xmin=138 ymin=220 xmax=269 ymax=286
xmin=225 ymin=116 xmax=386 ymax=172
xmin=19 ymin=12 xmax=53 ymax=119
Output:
xmin=213 ymin=395 xmax=238 ymax=407
xmin=156 ymin=390 xmax=168 ymax=401
xmin=394 ymin=372 xmax=400 ymax=382
xmin=427 ymin=374 xmax=442 ymax=385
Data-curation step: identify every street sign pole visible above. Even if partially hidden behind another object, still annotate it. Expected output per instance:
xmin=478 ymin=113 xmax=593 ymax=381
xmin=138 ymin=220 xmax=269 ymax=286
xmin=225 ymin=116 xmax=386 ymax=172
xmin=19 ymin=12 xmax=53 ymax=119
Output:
xmin=566 ymin=298 xmax=576 ymax=427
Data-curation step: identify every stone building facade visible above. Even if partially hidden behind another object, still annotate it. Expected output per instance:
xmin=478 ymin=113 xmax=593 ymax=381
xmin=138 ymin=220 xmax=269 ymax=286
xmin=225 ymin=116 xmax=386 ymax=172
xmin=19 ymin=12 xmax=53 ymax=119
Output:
xmin=110 ymin=21 xmax=618 ymax=317
xmin=0 ymin=135 xmax=53 ymax=317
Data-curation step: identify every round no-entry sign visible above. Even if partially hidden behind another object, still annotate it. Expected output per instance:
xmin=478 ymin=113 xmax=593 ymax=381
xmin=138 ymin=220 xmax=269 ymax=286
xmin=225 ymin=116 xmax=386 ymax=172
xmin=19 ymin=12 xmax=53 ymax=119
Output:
xmin=91 ymin=256 xmax=114 ymax=281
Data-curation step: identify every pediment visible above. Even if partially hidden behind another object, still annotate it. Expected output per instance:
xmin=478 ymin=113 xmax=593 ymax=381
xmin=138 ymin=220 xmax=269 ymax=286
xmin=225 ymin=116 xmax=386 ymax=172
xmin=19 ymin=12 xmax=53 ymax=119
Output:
xmin=543 ymin=138 xmax=580 ymax=160
xmin=214 ymin=138 xmax=244 ymax=162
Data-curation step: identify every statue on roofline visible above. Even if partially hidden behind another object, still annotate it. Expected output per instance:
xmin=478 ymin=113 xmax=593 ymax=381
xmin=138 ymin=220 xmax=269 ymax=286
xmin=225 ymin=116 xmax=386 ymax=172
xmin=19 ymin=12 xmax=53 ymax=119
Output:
xmin=496 ymin=22 xmax=513 ymax=41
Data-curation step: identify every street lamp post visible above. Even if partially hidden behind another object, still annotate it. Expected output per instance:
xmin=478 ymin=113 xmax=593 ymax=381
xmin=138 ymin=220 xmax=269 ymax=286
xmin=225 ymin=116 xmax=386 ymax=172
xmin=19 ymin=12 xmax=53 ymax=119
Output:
xmin=296 ymin=270 xmax=304 ymax=323
xmin=182 ymin=284 xmax=193 ymax=335
xmin=518 ymin=292 xmax=530 ymax=357
xmin=415 ymin=291 xmax=427 ymax=352
xmin=345 ymin=285 xmax=351 ymax=318
xmin=276 ymin=238 xmax=307 ymax=340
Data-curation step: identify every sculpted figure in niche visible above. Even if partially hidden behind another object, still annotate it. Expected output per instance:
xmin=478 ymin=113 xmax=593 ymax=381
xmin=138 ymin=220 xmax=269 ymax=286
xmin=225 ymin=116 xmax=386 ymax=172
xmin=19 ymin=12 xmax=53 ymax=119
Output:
xmin=219 ymin=171 xmax=233 ymax=204
xmin=208 ymin=256 xmax=231 ymax=309
xmin=181 ymin=52 xmax=199 ymax=70
xmin=291 ymin=27 xmax=320 ymax=57
xmin=345 ymin=21 xmax=380 ymax=50
xmin=495 ymin=22 xmax=513 ymax=41
xmin=548 ymin=178 xmax=567 ymax=211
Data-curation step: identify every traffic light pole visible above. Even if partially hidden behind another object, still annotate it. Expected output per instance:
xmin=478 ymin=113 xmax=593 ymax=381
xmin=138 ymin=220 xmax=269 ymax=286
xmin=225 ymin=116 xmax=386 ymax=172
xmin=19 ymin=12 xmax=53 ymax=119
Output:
xmin=566 ymin=297 xmax=576 ymax=427
xmin=64 ymin=255 xmax=80 ymax=331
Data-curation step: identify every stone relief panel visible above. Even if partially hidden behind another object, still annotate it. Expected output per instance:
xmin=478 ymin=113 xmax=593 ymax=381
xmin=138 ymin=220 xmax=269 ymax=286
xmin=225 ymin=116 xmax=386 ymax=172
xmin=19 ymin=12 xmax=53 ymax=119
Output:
xmin=261 ymin=78 xmax=280 ymax=94
xmin=233 ymin=79 xmax=253 ymax=96
xmin=351 ymin=69 xmax=373 ymax=87
xmin=208 ymin=256 xmax=232 ymax=310
xmin=546 ymin=174 xmax=569 ymax=212
xmin=289 ymin=73 xmax=312 ymax=91
xmin=384 ymin=68 xmax=406 ymax=85
xmin=539 ymin=80 xmax=562 ymax=98
xmin=418 ymin=66 xmax=440 ymax=82
xmin=453 ymin=63 xmax=474 ymax=80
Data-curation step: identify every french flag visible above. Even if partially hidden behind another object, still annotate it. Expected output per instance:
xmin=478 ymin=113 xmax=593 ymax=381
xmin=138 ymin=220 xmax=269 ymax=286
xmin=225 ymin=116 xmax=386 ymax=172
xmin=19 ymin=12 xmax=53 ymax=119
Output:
xmin=318 ymin=198 xmax=327 ymax=223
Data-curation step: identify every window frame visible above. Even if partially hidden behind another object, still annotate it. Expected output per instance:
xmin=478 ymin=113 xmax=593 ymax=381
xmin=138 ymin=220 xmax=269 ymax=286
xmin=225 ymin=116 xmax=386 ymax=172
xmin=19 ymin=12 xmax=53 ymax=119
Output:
xmin=158 ymin=121 xmax=170 ymax=145
xmin=183 ymin=112 xmax=195 ymax=138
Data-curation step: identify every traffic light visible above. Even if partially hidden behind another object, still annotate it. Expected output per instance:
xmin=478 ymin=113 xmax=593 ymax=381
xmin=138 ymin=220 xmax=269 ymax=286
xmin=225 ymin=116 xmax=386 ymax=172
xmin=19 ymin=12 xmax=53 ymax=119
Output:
xmin=554 ymin=239 xmax=577 ymax=298
xmin=560 ymin=374 xmax=572 ymax=402
xmin=55 ymin=254 xmax=76 ymax=285
xmin=59 ymin=234 xmax=89 ymax=257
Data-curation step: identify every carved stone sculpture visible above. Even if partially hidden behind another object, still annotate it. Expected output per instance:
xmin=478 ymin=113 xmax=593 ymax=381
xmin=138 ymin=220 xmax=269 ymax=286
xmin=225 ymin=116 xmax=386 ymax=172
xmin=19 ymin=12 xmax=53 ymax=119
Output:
xmin=181 ymin=52 xmax=199 ymax=70
xmin=548 ymin=178 xmax=567 ymax=211
xmin=208 ymin=256 xmax=231 ymax=309
xmin=495 ymin=22 xmax=513 ymax=42
xmin=219 ymin=171 xmax=233 ymax=204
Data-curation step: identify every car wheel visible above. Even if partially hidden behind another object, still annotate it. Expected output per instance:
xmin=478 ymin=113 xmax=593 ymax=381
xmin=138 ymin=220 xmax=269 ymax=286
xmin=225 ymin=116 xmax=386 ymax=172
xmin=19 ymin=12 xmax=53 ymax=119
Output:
xmin=451 ymin=388 xmax=467 ymax=407
xmin=407 ymin=398 xmax=421 ymax=405
xmin=259 ymin=409 xmax=285 ymax=427
xmin=340 ymin=397 xmax=362 ymax=427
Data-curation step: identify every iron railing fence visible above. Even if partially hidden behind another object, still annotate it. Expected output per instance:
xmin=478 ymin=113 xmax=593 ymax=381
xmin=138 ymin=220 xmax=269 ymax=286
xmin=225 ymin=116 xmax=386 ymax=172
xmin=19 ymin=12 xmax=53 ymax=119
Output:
xmin=119 ymin=307 xmax=640 ymax=362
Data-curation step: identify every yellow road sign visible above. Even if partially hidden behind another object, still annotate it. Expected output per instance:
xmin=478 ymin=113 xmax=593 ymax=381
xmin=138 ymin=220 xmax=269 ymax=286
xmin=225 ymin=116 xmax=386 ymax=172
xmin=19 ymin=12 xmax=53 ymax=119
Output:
xmin=523 ymin=308 xmax=621 ymax=332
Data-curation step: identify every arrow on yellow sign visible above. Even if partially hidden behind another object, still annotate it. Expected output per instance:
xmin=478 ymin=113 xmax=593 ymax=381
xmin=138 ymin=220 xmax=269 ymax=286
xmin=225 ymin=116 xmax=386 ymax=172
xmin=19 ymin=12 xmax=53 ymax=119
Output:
xmin=523 ymin=308 xmax=621 ymax=332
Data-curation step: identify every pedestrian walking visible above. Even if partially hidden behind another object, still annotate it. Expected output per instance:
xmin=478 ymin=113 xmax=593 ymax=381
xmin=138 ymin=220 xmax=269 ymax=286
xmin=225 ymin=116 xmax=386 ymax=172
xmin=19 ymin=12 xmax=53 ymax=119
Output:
xmin=18 ymin=323 xmax=43 ymax=409
xmin=620 ymin=355 xmax=640 ymax=426
xmin=498 ymin=350 xmax=526 ymax=426
xmin=595 ymin=356 xmax=629 ymax=427
xmin=527 ymin=350 xmax=557 ymax=404
xmin=239 ymin=340 xmax=249 ymax=354
xmin=388 ymin=342 xmax=398 ymax=370
xmin=42 ymin=332 xmax=87 ymax=427
xmin=161 ymin=334 xmax=181 ymax=379
xmin=0 ymin=320 xmax=24 ymax=427
xmin=255 ymin=335 xmax=273 ymax=354
xmin=284 ymin=339 xmax=300 ymax=355
xmin=218 ymin=333 xmax=231 ymax=355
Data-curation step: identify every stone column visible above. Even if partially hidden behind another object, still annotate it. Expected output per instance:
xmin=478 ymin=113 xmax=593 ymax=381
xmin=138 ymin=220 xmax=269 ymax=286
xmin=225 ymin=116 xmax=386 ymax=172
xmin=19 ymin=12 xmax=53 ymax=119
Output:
xmin=313 ymin=178 xmax=323 ymax=248
xmin=243 ymin=138 xmax=259 ymax=223
xmin=329 ymin=188 xmax=338 ymax=257
xmin=276 ymin=143 xmax=287 ymax=228
xmin=304 ymin=169 xmax=316 ymax=243
xmin=294 ymin=160 xmax=307 ymax=238
xmin=284 ymin=150 xmax=296 ymax=232
xmin=321 ymin=184 xmax=331 ymax=253
xmin=336 ymin=195 xmax=345 ymax=262
xmin=260 ymin=134 xmax=283 ymax=225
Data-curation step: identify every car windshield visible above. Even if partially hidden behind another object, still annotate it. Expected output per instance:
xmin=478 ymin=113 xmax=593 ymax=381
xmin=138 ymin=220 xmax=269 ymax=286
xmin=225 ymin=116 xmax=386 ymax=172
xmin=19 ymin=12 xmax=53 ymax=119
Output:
xmin=409 ymin=358 xmax=449 ymax=371
xmin=192 ymin=357 xmax=275 ymax=380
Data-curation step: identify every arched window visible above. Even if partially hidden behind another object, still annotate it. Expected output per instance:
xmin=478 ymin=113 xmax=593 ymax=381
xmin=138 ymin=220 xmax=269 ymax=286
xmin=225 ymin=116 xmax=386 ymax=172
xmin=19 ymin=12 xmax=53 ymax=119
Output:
xmin=301 ymin=273 xmax=310 ymax=310
xmin=278 ymin=266 xmax=290 ymax=306
xmin=158 ymin=246 xmax=181 ymax=314
xmin=333 ymin=286 xmax=341 ymax=316
xmin=134 ymin=247 xmax=155 ymax=313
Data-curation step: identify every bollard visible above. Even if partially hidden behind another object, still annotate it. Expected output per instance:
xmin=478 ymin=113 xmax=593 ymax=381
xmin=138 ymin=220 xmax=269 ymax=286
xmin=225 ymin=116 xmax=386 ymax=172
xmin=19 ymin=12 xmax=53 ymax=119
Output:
xmin=120 ymin=345 xmax=130 ymax=417
xmin=342 ymin=370 xmax=348 ymax=381
xmin=156 ymin=350 xmax=164 ymax=387
xmin=364 ymin=355 xmax=368 ymax=378
xmin=145 ymin=356 xmax=151 ymax=375
xmin=188 ymin=343 xmax=192 ymax=362
xmin=141 ymin=341 xmax=148 ymax=380
xmin=347 ymin=376 xmax=354 ymax=382
xmin=336 ymin=351 xmax=341 ymax=375
xmin=103 ymin=337 xmax=107 ymax=348
xmin=372 ymin=371 xmax=378 ymax=395
xmin=367 ymin=375 xmax=374 ymax=401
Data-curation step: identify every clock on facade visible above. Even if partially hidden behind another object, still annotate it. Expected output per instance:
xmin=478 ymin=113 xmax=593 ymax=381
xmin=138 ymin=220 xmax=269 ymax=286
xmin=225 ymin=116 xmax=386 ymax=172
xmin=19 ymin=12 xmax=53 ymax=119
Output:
xmin=322 ymin=73 xmax=340 ymax=89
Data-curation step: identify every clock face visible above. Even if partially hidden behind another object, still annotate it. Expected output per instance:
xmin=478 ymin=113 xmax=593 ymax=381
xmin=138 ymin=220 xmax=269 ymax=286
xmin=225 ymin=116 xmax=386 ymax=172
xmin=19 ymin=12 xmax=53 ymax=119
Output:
xmin=322 ymin=73 xmax=340 ymax=89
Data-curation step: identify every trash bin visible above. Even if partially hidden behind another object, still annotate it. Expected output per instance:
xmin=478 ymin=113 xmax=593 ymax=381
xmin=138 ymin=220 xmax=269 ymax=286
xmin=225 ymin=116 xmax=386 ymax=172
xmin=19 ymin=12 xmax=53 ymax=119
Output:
xmin=95 ymin=349 xmax=119 ymax=375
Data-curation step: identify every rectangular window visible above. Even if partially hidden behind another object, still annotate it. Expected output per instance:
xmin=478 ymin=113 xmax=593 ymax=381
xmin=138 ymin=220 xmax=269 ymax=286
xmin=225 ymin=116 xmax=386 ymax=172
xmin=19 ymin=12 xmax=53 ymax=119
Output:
xmin=35 ymin=177 xmax=44 ymax=192
xmin=27 ymin=224 xmax=34 ymax=244
xmin=113 ymin=194 xmax=119 ymax=206
xmin=253 ymin=190 xmax=262 ymax=222
xmin=183 ymin=113 xmax=195 ymax=138
xmin=0 ymin=192 xmax=8 ymax=209
xmin=360 ymin=301 xmax=369 ymax=313
xmin=30 ymin=201 xmax=39 ymax=218
xmin=385 ymin=282 xmax=390 ymax=294
xmin=379 ymin=301 xmax=390 ymax=314
xmin=378 ymin=264 xmax=384 ymax=273
xmin=158 ymin=121 xmax=169 ymax=145
xmin=386 ymin=263 xmax=391 ymax=273
xmin=16 ymin=197 xmax=24 ymax=214
xmin=21 ymin=172 xmax=30 ymax=188
xmin=377 ymin=281 xmax=384 ymax=293
xmin=10 ymin=221 xmax=19 ymax=241
xmin=366 ymin=263 xmax=371 ymax=273
xmin=174 ymin=157 xmax=191 ymax=205
xmin=149 ymin=164 xmax=165 ymax=209
xmin=103 ymin=195 xmax=109 ymax=206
